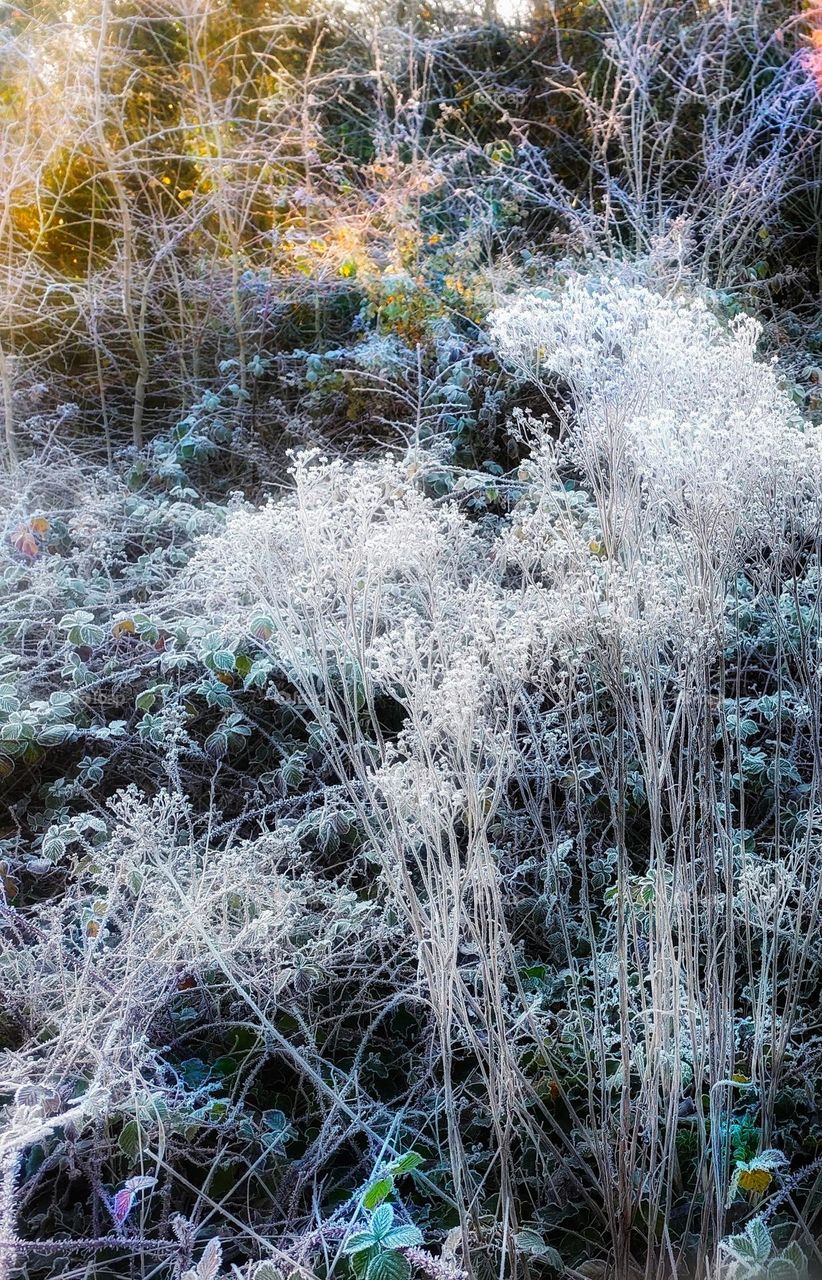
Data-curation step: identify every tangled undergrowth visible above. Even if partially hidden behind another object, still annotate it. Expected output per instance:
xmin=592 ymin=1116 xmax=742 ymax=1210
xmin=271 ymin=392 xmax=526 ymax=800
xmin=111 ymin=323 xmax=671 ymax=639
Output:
xmin=3 ymin=0 xmax=822 ymax=1275
xmin=2 ymin=269 xmax=822 ymax=1280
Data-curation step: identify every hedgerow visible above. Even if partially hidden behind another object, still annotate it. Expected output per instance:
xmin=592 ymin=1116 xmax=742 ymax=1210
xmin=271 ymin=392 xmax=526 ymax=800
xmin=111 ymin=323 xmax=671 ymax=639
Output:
xmin=3 ymin=0 xmax=822 ymax=1276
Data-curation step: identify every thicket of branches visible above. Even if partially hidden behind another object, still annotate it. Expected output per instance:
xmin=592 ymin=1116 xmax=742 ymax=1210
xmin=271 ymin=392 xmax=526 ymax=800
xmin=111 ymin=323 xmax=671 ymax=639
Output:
xmin=3 ymin=0 xmax=822 ymax=461
xmin=1 ymin=1 xmax=822 ymax=1279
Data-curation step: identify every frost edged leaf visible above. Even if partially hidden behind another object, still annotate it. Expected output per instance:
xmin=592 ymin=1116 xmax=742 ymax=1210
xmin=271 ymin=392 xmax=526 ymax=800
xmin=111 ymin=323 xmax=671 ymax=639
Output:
xmin=365 ymin=1253 xmax=410 ymax=1280
xmin=381 ymin=1226 xmax=424 ymax=1250
xmin=363 ymin=1175 xmax=394 ymax=1209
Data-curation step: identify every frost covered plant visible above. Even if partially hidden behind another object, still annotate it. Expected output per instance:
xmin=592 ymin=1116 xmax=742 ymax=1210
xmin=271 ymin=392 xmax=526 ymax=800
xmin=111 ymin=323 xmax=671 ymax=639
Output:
xmin=191 ymin=276 xmax=822 ymax=1272
xmin=490 ymin=274 xmax=822 ymax=678
xmin=180 ymin=262 xmax=822 ymax=1265
xmin=342 ymin=1201 xmax=423 ymax=1280
xmin=183 ymin=451 xmax=559 ymax=1235
xmin=6 ymin=274 xmax=822 ymax=1280
xmin=491 ymin=276 xmax=822 ymax=559
xmin=726 ymin=1149 xmax=787 ymax=1207
xmin=0 ymin=786 xmax=361 ymax=1126
xmin=719 ymin=1216 xmax=807 ymax=1280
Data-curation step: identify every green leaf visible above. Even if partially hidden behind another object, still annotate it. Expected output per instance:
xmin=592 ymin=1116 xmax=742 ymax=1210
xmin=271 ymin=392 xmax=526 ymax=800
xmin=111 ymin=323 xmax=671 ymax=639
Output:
xmin=261 ymin=1109 xmax=291 ymax=1146
xmin=363 ymin=1176 xmax=394 ymax=1210
xmin=205 ymin=729 xmax=228 ymax=756
xmin=249 ymin=612 xmax=275 ymax=641
xmin=370 ymin=1204 xmax=394 ymax=1240
xmin=1 ymin=718 xmax=33 ymax=742
xmin=365 ymin=1253 xmax=410 ymax=1280
xmin=244 ymin=658 xmax=273 ymax=689
xmin=280 ymin=753 xmax=305 ymax=789
xmin=133 ymin=613 xmax=160 ymax=644
xmin=767 ymin=1259 xmax=800 ymax=1280
xmin=42 ymin=832 xmax=67 ymax=861
xmin=0 ymin=686 xmax=20 ymax=713
xmin=515 ymin=1231 xmax=563 ymax=1270
xmin=746 ymin=1217 xmax=772 ymax=1264
xmin=390 ymin=1152 xmax=423 ymax=1175
xmin=343 ymin=1233 xmax=377 ymax=1257
xmin=60 ymin=610 xmax=105 ymax=648
xmin=782 ymin=1243 xmax=806 ymax=1271
xmin=381 ymin=1226 xmax=423 ymax=1250
xmin=351 ymin=1246 xmax=379 ymax=1277
xmin=255 ymin=1265 xmax=281 ymax=1280
xmin=118 ymin=1119 xmax=144 ymax=1159
xmin=37 ymin=724 xmax=74 ymax=745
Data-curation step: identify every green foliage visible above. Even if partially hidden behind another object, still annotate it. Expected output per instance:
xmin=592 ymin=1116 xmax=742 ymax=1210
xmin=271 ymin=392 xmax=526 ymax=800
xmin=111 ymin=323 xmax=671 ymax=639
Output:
xmin=720 ymin=1218 xmax=808 ymax=1279
xmin=343 ymin=1202 xmax=424 ymax=1279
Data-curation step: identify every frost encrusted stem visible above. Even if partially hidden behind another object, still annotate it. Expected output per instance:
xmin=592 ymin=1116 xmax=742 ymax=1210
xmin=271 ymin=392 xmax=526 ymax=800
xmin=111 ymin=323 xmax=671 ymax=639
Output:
xmin=0 ymin=1151 xmax=22 ymax=1280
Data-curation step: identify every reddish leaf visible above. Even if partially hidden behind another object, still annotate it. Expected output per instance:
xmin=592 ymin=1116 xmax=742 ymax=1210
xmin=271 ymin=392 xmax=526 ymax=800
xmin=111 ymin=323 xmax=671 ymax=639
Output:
xmin=11 ymin=525 xmax=39 ymax=559
xmin=112 ymin=1188 xmax=134 ymax=1226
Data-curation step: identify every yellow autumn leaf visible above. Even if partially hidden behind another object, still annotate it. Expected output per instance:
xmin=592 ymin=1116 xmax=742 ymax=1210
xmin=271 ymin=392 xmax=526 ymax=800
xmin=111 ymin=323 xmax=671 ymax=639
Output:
xmin=738 ymin=1168 xmax=772 ymax=1195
